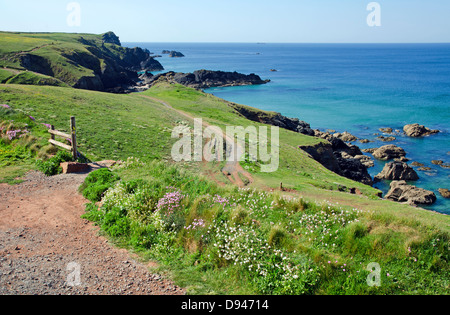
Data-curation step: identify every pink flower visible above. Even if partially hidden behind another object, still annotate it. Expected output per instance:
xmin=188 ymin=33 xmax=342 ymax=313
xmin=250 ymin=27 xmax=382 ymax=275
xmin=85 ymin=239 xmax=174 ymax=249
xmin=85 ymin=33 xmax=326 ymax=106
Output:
xmin=29 ymin=116 xmax=35 ymax=121
xmin=0 ymin=104 xmax=11 ymax=109
xmin=213 ymin=195 xmax=230 ymax=208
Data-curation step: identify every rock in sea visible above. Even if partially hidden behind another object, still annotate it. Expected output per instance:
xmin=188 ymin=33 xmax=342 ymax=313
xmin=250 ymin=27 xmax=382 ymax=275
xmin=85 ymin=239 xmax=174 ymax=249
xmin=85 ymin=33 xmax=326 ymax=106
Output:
xmin=374 ymin=161 xmax=419 ymax=182
xmin=372 ymin=145 xmax=406 ymax=161
xmin=385 ymin=181 xmax=437 ymax=206
xmin=438 ymin=189 xmax=450 ymax=198
xmin=403 ymin=124 xmax=440 ymax=137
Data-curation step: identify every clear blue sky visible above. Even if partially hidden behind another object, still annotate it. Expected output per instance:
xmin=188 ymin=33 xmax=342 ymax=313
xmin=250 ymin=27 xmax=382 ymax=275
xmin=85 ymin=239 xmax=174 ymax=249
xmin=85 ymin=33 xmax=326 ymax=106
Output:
xmin=1 ymin=0 xmax=449 ymax=43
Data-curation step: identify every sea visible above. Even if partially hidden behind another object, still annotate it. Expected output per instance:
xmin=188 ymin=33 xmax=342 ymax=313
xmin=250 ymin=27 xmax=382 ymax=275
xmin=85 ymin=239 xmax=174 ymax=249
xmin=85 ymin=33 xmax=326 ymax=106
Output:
xmin=125 ymin=42 xmax=450 ymax=215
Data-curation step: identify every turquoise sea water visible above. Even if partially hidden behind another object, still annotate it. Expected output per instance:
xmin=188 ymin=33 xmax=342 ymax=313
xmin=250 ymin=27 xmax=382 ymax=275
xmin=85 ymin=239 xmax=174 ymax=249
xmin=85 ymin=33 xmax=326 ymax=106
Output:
xmin=126 ymin=43 xmax=450 ymax=215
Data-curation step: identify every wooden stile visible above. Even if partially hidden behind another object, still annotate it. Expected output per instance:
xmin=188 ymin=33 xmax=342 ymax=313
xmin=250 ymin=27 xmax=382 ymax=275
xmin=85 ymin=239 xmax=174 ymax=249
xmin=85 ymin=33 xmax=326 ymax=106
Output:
xmin=49 ymin=139 xmax=73 ymax=151
xmin=70 ymin=116 xmax=78 ymax=160
xmin=47 ymin=117 xmax=78 ymax=159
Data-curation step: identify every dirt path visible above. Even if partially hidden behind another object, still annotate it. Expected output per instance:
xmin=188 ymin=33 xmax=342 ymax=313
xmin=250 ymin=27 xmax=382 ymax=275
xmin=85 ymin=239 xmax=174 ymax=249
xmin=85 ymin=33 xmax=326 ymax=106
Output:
xmin=140 ymin=94 xmax=253 ymax=187
xmin=0 ymin=170 xmax=185 ymax=295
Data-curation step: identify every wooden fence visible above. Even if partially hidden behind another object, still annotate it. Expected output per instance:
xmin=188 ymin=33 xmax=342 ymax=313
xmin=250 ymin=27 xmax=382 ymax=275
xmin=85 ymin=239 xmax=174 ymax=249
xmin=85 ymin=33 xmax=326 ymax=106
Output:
xmin=48 ymin=116 xmax=78 ymax=160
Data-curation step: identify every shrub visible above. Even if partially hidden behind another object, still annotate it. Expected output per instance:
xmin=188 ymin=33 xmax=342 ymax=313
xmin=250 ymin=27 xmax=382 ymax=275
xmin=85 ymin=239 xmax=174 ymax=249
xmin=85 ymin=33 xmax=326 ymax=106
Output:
xmin=36 ymin=150 xmax=73 ymax=176
xmin=79 ymin=168 xmax=120 ymax=202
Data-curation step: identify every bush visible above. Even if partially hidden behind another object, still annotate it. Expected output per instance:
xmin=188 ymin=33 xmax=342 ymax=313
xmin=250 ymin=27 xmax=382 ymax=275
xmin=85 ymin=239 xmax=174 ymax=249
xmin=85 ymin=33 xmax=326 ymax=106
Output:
xmin=36 ymin=150 xmax=74 ymax=176
xmin=79 ymin=168 xmax=120 ymax=202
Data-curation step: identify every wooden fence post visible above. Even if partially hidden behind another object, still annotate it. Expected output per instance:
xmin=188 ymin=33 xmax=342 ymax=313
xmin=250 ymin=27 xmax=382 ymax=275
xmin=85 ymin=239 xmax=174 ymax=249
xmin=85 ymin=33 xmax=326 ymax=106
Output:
xmin=50 ymin=125 xmax=55 ymax=141
xmin=70 ymin=116 xmax=77 ymax=160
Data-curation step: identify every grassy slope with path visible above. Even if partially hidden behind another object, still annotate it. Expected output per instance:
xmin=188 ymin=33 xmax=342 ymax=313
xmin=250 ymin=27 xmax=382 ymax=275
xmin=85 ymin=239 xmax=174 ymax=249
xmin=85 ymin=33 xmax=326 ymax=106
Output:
xmin=1 ymin=82 xmax=448 ymax=232
xmin=1 ymin=82 xmax=448 ymax=294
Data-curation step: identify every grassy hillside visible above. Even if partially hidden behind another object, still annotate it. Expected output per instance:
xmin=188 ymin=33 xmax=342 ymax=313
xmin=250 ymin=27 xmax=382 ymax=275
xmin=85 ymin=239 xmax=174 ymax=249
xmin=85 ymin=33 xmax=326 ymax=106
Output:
xmin=0 ymin=84 xmax=186 ymax=164
xmin=79 ymin=160 xmax=449 ymax=295
xmin=0 ymin=32 xmax=99 ymax=83
xmin=0 ymin=82 xmax=448 ymax=294
xmin=0 ymin=31 xmax=162 ymax=91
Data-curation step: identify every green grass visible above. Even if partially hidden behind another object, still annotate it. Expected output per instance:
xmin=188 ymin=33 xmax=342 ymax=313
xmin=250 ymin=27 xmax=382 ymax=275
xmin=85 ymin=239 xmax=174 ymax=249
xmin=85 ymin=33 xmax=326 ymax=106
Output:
xmin=0 ymin=84 xmax=187 ymax=163
xmin=79 ymin=160 xmax=450 ymax=295
xmin=0 ymin=105 xmax=56 ymax=183
xmin=1 ymin=80 xmax=448 ymax=295
xmin=0 ymin=69 xmax=16 ymax=83
xmin=5 ymin=71 xmax=70 ymax=87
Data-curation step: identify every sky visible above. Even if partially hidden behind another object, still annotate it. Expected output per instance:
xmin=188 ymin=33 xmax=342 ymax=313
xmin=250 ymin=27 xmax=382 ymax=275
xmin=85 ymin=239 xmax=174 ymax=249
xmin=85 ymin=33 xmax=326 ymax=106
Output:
xmin=0 ymin=0 xmax=449 ymax=43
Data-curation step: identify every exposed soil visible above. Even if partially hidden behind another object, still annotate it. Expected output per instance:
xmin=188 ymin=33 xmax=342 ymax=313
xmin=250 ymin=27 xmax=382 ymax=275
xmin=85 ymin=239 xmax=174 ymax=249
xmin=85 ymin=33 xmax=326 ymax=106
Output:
xmin=0 ymin=169 xmax=185 ymax=295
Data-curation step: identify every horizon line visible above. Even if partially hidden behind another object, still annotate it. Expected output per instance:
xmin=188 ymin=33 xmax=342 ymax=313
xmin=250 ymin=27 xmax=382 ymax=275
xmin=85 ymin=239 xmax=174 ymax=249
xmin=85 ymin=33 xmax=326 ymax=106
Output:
xmin=122 ymin=41 xmax=450 ymax=45
xmin=1 ymin=30 xmax=448 ymax=45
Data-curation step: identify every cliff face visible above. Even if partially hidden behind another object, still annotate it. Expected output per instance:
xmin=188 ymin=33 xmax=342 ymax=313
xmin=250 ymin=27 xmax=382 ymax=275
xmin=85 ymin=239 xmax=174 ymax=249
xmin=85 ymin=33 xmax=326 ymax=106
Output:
xmin=13 ymin=32 xmax=163 ymax=93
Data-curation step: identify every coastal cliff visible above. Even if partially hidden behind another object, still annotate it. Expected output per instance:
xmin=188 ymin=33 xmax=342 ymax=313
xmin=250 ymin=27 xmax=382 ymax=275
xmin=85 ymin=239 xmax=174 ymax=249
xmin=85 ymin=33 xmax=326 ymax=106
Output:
xmin=230 ymin=103 xmax=373 ymax=186
xmin=0 ymin=31 xmax=163 ymax=93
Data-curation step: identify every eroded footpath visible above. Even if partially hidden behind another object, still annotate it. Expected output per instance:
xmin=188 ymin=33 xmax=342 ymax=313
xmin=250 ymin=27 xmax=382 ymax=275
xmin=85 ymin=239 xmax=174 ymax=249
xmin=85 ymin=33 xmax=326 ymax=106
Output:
xmin=0 ymin=170 xmax=185 ymax=295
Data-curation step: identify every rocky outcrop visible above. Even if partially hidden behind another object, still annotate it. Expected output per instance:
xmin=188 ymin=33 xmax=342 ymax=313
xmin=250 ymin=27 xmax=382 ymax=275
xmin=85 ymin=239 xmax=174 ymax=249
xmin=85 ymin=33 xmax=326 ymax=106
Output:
xmin=438 ymin=188 xmax=450 ymax=198
xmin=102 ymin=31 xmax=121 ymax=46
xmin=148 ymin=70 xmax=270 ymax=89
xmin=116 ymin=46 xmax=164 ymax=72
xmin=372 ymin=145 xmax=406 ymax=161
xmin=334 ymin=155 xmax=373 ymax=186
xmin=333 ymin=132 xmax=358 ymax=142
xmin=403 ymin=124 xmax=440 ymax=137
xmin=299 ymin=135 xmax=373 ymax=186
xmin=306 ymin=129 xmax=373 ymax=185
xmin=379 ymin=127 xmax=394 ymax=134
xmin=300 ymin=142 xmax=341 ymax=174
xmin=385 ymin=181 xmax=437 ymax=206
xmin=169 ymin=51 xmax=185 ymax=58
xmin=354 ymin=155 xmax=375 ymax=168
xmin=138 ymin=71 xmax=154 ymax=85
xmin=230 ymin=104 xmax=315 ymax=136
xmin=374 ymin=162 xmax=419 ymax=182
xmin=377 ymin=136 xmax=396 ymax=142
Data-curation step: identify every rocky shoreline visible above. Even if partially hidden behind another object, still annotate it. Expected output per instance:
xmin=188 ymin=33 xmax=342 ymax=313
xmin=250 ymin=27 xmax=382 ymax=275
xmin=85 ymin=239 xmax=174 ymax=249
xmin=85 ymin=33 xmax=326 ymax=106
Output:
xmin=229 ymin=105 xmax=447 ymax=208
xmin=311 ymin=124 xmax=445 ymax=208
